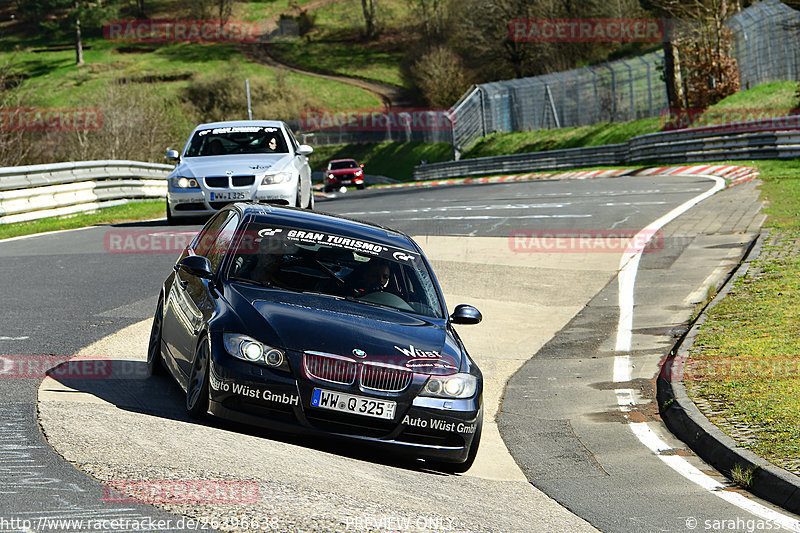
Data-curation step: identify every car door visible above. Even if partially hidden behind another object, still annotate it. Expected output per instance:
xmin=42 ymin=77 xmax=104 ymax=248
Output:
xmin=163 ymin=210 xmax=239 ymax=379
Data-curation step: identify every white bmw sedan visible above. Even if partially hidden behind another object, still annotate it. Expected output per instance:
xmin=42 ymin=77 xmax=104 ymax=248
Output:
xmin=165 ymin=120 xmax=314 ymax=223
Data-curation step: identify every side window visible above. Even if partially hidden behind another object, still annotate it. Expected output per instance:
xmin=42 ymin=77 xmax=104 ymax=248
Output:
xmin=191 ymin=211 xmax=228 ymax=257
xmin=285 ymin=127 xmax=299 ymax=152
xmin=206 ymin=212 xmax=240 ymax=272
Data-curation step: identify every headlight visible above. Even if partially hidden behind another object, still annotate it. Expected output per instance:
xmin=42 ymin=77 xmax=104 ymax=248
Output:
xmin=262 ymin=171 xmax=292 ymax=185
xmin=223 ymin=334 xmax=285 ymax=368
xmin=173 ymin=177 xmax=199 ymax=189
xmin=419 ymin=373 xmax=477 ymax=399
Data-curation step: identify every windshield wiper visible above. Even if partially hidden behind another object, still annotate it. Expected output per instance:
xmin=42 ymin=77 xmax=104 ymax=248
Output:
xmin=344 ymin=296 xmax=398 ymax=312
xmin=228 ymin=276 xmax=274 ymax=288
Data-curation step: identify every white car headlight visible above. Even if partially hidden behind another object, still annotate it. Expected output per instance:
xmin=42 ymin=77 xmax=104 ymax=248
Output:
xmin=262 ymin=171 xmax=292 ymax=185
xmin=173 ymin=177 xmax=200 ymax=189
xmin=223 ymin=333 xmax=284 ymax=367
xmin=419 ymin=373 xmax=477 ymax=399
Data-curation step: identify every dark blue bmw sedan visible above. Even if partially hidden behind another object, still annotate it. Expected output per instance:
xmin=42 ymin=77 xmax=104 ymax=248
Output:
xmin=148 ymin=203 xmax=483 ymax=472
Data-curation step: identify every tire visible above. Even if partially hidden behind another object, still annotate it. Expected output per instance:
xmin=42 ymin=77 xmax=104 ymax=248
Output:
xmin=429 ymin=410 xmax=483 ymax=474
xmin=323 ymin=185 xmax=332 ymax=193
xmin=146 ymin=295 xmax=166 ymax=376
xmin=166 ymin=201 xmax=176 ymax=225
xmin=186 ymin=337 xmax=211 ymax=419
xmin=357 ymin=183 xmax=365 ymax=190
xmin=308 ymin=188 xmax=315 ymax=210
xmin=295 ymin=185 xmax=303 ymax=208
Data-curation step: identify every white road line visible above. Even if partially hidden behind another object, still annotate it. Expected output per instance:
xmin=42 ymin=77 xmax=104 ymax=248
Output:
xmin=615 ymin=175 xmax=725 ymax=352
xmin=0 ymin=225 xmax=95 ymax=244
xmin=400 ymin=214 xmax=592 ymax=221
xmin=0 ymin=336 xmax=29 ymax=341
xmin=612 ymin=174 xmax=800 ymax=528
xmin=341 ymin=203 xmax=571 ymax=216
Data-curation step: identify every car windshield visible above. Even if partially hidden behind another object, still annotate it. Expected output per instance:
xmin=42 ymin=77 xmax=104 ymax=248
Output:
xmin=226 ymin=221 xmax=443 ymax=318
xmin=329 ymin=160 xmax=358 ymax=170
xmin=184 ymin=126 xmax=289 ymax=157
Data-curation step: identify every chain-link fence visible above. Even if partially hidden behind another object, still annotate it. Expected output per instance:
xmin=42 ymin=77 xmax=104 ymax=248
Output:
xmin=727 ymin=0 xmax=800 ymax=90
xmin=451 ymin=51 xmax=667 ymax=155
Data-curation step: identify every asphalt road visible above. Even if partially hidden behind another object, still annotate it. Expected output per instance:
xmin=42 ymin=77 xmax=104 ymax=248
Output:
xmin=1 ymin=175 xmax=793 ymax=532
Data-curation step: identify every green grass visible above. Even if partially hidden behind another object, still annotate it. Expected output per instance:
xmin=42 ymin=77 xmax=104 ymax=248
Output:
xmin=689 ymin=81 xmax=800 ymax=127
xmin=685 ymin=159 xmax=800 ymax=468
xmin=236 ymin=0 xmax=319 ymax=22
xmin=309 ymin=141 xmax=453 ymax=180
xmin=0 ymin=200 xmax=165 ymax=240
xmin=2 ymin=40 xmax=381 ymax=111
xmin=271 ymin=41 xmax=406 ymax=88
xmin=268 ymin=0 xmax=413 ymax=89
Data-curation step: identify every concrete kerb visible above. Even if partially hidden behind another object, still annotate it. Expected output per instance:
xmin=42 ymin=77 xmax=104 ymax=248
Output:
xmin=657 ymin=230 xmax=800 ymax=514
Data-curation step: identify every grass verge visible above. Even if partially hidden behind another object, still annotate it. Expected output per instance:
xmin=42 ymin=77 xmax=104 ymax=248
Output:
xmin=0 ymin=200 xmax=165 ymax=240
xmin=685 ymin=159 xmax=800 ymax=472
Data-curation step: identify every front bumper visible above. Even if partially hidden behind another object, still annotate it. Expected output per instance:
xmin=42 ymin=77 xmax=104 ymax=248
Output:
xmin=207 ymin=346 xmax=481 ymax=463
xmin=167 ymin=181 xmax=296 ymax=218
xmin=326 ymin=175 xmax=364 ymax=186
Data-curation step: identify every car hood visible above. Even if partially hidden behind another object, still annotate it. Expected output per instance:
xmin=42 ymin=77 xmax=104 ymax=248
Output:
xmin=173 ymin=154 xmax=293 ymax=178
xmin=235 ymin=287 xmax=462 ymax=375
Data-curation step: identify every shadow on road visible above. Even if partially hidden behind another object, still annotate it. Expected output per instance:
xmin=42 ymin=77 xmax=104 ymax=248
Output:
xmin=46 ymin=358 xmax=452 ymax=476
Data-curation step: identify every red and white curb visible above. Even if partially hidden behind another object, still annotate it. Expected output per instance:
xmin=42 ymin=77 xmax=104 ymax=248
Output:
xmin=368 ymin=164 xmax=760 ymax=191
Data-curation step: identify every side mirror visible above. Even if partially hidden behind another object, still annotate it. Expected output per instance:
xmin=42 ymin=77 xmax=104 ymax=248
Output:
xmin=450 ymin=304 xmax=482 ymax=325
xmin=178 ymin=255 xmax=213 ymax=279
xmin=359 ymin=163 xmax=365 ymax=168
xmin=297 ymin=144 xmax=313 ymax=156
xmin=165 ymin=149 xmax=180 ymax=162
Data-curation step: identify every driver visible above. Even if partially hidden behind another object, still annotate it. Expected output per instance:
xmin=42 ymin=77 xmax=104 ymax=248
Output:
xmin=348 ymin=259 xmax=390 ymax=296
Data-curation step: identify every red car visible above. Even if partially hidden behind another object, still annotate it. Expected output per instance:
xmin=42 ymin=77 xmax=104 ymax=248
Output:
xmin=324 ymin=159 xmax=365 ymax=192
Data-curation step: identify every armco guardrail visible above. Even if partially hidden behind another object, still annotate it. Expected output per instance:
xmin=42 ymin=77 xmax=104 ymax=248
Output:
xmin=414 ymin=115 xmax=800 ymax=181
xmin=0 ymin=160 xmax=173 ymax=224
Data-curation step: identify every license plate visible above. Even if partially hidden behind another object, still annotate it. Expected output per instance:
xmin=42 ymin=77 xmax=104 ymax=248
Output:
xmin=210 ymin=191 xmax=247 ymax=201
xmin=311 ymin=388 xmax=396 ymax=420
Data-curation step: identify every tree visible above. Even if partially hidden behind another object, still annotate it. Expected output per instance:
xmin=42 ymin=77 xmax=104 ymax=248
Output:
xmin=448 ymin=0 xmax=644 ymax=81
xmin=411 ymin=46 xmax=471 ymax=107
xmin=361 ymin=0 xmax=378 ymax=38
xmin=16 ymin=0 xmax=117 ymax=66
xmin=408 ymin=0 xmax=446 ymax=47
xmin=0 ymin=60 xmax=32 ymax=166
xmin=645 ymin=0 xmax=742 ymax=107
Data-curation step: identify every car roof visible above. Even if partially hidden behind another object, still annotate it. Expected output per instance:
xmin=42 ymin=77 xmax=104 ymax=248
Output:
xmin=193 ymin=120 xmax=286 ymax=130
xmin=329 ymin=158 xmax=358 ymax=163
xmin=232 ymin=204 xmax=418 ymax=252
